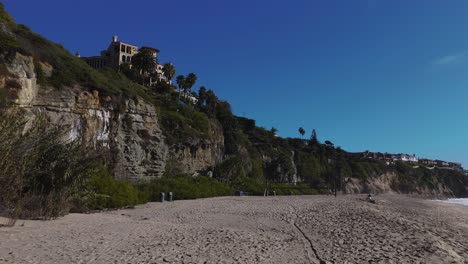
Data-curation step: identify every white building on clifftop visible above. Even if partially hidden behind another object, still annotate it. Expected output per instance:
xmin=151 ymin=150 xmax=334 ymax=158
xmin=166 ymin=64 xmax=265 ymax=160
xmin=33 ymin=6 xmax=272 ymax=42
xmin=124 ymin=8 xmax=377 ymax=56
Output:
xmin=393 ymin=154 xmax=418 ymax=162
xmin=80 ymin=36 xmax=167 ymax=83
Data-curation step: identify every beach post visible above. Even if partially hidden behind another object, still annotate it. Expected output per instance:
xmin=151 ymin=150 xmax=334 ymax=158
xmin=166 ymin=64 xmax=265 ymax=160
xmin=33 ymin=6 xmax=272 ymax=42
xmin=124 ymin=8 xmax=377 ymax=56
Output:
xmin=160 ymin=192 xmax=165 ymax=202
xmin=168 ymin=192 xmax=173 ymax=202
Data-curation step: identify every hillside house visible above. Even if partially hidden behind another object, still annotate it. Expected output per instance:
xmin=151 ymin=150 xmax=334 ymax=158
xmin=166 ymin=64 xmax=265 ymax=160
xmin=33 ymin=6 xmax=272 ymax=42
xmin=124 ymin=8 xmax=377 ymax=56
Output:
xmin=80 ymin=36 xmax=167 ymax=83
xmin=393 ymin=154 xmax=418 ymax=163
xmin=448 ymin=162 xmax=463 ymax=171
xmin=435 ymin=160 xmax=450 ymax=167
xmin=419 ymin=158 xmax=436 ymax=166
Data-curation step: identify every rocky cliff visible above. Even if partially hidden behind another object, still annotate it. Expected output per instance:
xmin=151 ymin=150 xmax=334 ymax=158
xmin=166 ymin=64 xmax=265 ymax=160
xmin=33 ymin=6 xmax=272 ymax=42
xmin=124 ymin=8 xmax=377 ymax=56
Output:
xmin=344 ymin=171 xmax=462 ymax=197
xmin=1 ymin=52 xmax=224 ymax=182
xmin=1 ymin=4 xmax=466 ymax=197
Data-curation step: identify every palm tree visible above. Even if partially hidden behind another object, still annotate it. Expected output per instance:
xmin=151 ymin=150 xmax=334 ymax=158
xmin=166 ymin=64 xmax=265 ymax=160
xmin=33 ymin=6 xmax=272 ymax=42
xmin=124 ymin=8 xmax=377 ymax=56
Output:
xmin=176 ymin=75 xmax=185 ymax=93
xmin=205 ymin=89 xmax=217 ymax=117
xmin=175 ymin=75 xmax=186 ymax=103
xmin=184 ymin=73 xmax=197 ymax=94
xmin=132 ymin=47 xmax=157 ymax=86
xmin=298 ymin=127 xmax=305 ymax=138
xmin=162 ymin=62 xmax=176 ymax=85
xmin=198 ymin=86 xmax=207 ymax=107
xmin=270 ymin=127 xmax=278 ymax=135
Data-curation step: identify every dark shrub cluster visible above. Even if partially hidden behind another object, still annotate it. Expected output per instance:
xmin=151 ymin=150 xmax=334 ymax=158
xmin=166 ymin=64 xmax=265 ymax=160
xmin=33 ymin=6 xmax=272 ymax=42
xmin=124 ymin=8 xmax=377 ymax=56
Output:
xmin=0 ymin=111 xmax=99 ymax=220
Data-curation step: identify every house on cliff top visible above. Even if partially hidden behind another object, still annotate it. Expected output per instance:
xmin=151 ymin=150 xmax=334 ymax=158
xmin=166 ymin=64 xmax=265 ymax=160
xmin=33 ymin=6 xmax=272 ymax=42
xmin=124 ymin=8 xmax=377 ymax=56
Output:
xmin=79 ymin=35 xmax=167 ymax=83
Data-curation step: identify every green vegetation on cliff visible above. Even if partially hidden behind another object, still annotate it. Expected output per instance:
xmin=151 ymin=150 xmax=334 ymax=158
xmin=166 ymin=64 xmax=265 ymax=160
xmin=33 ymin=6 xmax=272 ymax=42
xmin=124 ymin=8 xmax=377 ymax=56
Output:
xmin=0 ymin=4 xmax=148 ymax=100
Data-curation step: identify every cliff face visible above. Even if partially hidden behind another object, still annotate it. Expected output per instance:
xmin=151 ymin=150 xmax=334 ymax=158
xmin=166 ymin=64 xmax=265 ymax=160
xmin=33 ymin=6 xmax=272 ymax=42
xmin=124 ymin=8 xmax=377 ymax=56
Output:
xmin=343 ymin=171 xmax=459 ymax=197
xmin=2 ymin=52 xmax=224 ymax=182
xmin=169 ymin=135 xmax=224 ymax=175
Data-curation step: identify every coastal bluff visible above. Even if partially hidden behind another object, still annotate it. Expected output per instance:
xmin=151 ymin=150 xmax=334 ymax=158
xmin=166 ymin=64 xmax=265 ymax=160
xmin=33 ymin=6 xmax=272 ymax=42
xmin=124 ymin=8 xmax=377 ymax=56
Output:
xmin=1 ymin=51 xmax=224 ymax=182
xmin=0 ymin=3 xmax=467 ymax=197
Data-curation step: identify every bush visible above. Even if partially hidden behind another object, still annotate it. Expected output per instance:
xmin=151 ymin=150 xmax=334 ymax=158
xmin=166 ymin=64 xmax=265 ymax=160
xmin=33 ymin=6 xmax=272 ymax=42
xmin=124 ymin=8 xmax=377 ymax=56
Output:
xmin=34 ymin=62 xmax=47 ymax=85
xmin=0 ymin=3 xmax=15 ymax=26
xmin=0 ymin=111 xmax=100 ymax=220
xmin=296 ymin=152 xmax=322 ymax=183
xmin=0 ymin=32 xmax=20 ymax=53
xmin=230 ymin=176 xmax=264 ymax=195
xmin=144 ymin=176 xmax=232 ymax=201
xmin=159 ymin=105 xmax=212 ymax=145
xmin=214 ymin=155 xmax=248 ymax=183
xmin=85 ymin=165 xmax=147 ymax=210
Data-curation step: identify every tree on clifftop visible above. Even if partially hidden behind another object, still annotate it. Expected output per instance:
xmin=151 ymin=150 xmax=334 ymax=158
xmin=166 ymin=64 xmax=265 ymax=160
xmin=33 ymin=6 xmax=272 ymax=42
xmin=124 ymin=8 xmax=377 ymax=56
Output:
xmin=132 ymin=47 xmax=157 ymax=86
xmin=310 ymin=129 xmax=319 ymax=145
xmin=198 ymin=86 xmax=207 ymax=107
xmin=270 ymin=127 xmax=278 ymax=136
xmin=298 ymin=127 xmax=306 ymax=138
xmin=162 ymin=62 xmax=176 ymax=84
xmin=184 ymin=73 xmax=197 ymax=94
xmin=205 ymin=89 xmax=218 ymax=117
xmin=176 ymin=75 xmax=186 ymax=93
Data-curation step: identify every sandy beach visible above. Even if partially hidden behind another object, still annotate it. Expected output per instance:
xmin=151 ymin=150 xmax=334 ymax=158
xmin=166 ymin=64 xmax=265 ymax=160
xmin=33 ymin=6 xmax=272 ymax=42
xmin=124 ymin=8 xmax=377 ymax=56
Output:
xmin=1 ymin=195 xmax=467 ymax=264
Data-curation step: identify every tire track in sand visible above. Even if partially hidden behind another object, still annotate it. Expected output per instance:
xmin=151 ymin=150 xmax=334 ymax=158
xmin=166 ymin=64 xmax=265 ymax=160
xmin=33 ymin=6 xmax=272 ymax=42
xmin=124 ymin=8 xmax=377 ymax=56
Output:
xmin=287 ymin=204 xmax=326 ymax=264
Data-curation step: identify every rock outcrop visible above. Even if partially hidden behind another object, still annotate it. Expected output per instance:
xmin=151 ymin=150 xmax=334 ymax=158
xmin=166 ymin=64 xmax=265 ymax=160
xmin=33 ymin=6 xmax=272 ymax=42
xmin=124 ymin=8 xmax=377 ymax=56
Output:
xmin=2 ymin=52 xmax=224 ymax=182
xmin=169 ymin=132 xmax=224 ymax=175
xmin=343 ymin=172 xmax=455 ymax=197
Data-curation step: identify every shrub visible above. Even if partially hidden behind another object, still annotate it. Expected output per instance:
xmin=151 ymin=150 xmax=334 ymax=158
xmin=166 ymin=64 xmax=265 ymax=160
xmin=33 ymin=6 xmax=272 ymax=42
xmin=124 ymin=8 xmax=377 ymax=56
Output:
xmin=0 ymin=111 xmax=100 ymax=220
xmin=85 ymin=165 xmax=147 ymax=210
xmin=214 ymin=155 xmax=247 ymax=183
xmin=34 ymin=62 xmax=47 ymax=85
xmin=0 ymin=33 xmax=20 ymax=53
xmin=159 ymin=105 xmax=212 ymax=145
xmin=144 ymin=176 xmax=232 ymax=201
xmin=296 ymin=152 xmax=322 ymax=183
xmin=0 ymin=3 xmax=15 ymax=26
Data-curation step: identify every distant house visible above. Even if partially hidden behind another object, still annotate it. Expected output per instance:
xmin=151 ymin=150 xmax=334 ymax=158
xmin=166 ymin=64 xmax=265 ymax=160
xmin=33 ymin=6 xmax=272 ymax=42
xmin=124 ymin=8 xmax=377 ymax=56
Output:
xmin=419 ymin=158 xmax=436 ymax=166
xmin=448 ymin=162 xmax=463 ymax=171
xmin=435 ymin=160 xmax=450 ymax=167
xmin=80 ymin=35 xmax=167 ymax=83
xmin=179 ymin=91 xmax=198 ymax=104
xmin=362 ymin=151 xmax=464 ymax=171
xmin=393 ymin=154 xmax=418 ymax=163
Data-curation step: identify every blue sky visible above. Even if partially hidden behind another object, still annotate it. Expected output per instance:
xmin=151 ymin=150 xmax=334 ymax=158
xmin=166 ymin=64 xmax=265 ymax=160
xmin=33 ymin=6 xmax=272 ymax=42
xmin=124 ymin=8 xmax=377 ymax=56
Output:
xmin=3 ymin=0 xmax=468 ymax=166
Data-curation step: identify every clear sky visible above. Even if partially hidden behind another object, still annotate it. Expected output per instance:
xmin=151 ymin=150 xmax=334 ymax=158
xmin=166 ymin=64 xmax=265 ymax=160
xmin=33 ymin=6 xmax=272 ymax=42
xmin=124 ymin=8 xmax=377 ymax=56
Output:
xmin=3 ymin=0 xmax=468 ymax=166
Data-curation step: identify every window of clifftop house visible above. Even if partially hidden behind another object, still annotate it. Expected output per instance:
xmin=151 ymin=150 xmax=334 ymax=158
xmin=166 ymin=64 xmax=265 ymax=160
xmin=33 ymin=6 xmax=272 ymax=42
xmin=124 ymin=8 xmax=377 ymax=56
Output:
xmin=122 ymin=55 xmax=126 ymax=62
xmin=121 ymin=45 xmax=125 ymax=52
xmin=127 ymin=46 xmax=131 ymax=53
xmin=127 ymin=56 xmax=131 ymax=63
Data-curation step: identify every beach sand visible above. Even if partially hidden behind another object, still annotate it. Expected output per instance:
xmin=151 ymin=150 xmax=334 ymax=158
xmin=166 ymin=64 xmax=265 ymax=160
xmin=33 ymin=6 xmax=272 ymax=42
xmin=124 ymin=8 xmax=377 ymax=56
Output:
xmin=0 ymin=195 xmax=467 ymax=263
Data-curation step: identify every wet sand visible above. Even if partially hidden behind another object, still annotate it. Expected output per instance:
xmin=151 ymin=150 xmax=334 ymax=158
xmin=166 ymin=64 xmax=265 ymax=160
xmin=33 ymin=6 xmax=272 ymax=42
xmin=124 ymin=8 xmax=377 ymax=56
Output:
xmin=1 ymin=195 xmax=467 ymax=263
